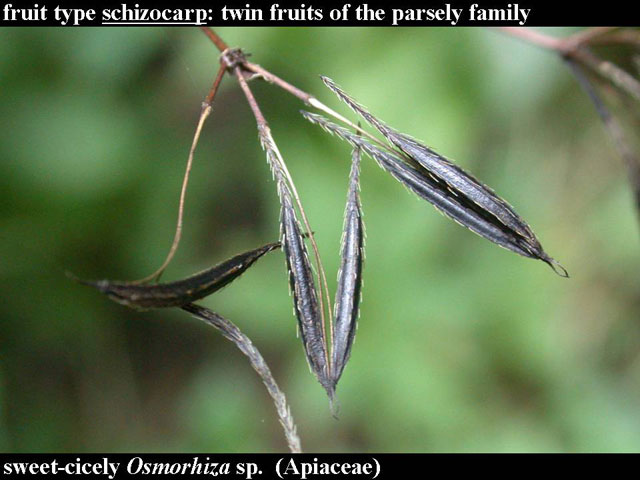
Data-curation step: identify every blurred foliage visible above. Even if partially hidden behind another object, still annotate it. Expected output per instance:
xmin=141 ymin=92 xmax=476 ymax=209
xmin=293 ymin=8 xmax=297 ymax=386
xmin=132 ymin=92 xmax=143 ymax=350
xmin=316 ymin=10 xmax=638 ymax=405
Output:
xmin=1 ymin=27 xmax=639 ymax=453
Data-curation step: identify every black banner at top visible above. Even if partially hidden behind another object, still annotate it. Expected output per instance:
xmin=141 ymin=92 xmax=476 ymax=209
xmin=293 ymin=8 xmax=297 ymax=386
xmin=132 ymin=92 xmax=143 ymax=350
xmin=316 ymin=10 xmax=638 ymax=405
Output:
xmin=0 ymin=0 xmax=637 ymax=27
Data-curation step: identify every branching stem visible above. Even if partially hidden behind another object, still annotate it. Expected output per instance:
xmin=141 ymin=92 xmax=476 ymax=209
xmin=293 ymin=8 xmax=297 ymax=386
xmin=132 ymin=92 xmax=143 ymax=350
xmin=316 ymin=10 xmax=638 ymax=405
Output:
xmin=199 ymin=29 xmax=398 ymax=154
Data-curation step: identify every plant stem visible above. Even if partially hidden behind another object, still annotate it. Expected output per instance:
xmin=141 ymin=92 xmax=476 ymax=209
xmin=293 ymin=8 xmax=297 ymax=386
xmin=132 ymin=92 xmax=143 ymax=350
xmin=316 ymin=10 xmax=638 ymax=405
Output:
xmin=133 ymin=64 xmax=227 ymax=284
xmin=566 ymin=58 xmax=640 ymax=213
xmin=243 ymin=62 xmax=314 ymax=104
xmin=198 ymin=28 xmax=396 ymax=153
xmin=497 ymin=27 xmax=640 ymax=102
xmin=497 ymin=26 xmax=567 ymax=52
xmin=199 ymin=27 xmax=228 ymax=52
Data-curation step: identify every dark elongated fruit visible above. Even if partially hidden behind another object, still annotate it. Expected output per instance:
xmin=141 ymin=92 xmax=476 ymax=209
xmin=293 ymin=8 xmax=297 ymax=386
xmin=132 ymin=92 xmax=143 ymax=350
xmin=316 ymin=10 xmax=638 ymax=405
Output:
xmin=281 ymin=189 xmax=330 ymax=384
xmin=331 ymin=144 xmax=364 ymax=388
xmin=302 ymin=111 xmax=567 ymax=276
xmin=74 ymin=242 xmax=281 ymax=310
xmin=321 ymin=75 xmax=541 ymax=243
xmin=258 ymin=125 xmax=331 ymax=394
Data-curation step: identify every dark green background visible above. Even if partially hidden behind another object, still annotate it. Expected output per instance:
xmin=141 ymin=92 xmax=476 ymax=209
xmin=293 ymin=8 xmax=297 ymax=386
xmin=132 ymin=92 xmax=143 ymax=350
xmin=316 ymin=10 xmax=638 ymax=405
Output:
xmin=1 ymin=27 xmax=639 ymax=452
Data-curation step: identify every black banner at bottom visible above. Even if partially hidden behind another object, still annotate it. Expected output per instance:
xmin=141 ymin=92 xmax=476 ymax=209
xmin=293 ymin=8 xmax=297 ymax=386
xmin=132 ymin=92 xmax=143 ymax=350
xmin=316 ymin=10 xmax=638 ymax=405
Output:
xmin=5 ymin=454 xmax=385 ymax=479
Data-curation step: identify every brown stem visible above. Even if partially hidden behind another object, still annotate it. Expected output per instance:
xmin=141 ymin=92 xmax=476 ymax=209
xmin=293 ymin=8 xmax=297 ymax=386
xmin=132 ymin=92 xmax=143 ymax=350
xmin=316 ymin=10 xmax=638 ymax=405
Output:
xmin=497 ymin=26 xmax=568 ymax=53
xmin=496 ymin=27 xmax=619 ymax=55
xmin=200 ymin=29 xmax=394 ymax=156
xmin=564 ymin=27 xmax=619 ymax=49
xmin=198 ymin=28 xmax=312 ymax=104
xmin=204 ymin=63 xmax=227 ymax=105
xmin=588 ymin=29 xmax=640 ymax=47
xmin=566 ymin=58 xmax=640 ymax=215
xmin=498 ymin=27 xmax=640 ymax=103
xmin=234 ymin=66 xmax=267 ymax=126
xmin=200 ymin=27 xmax=228 ymax=52
xmin=243 ymin=62 xmax=314 ymax=104
xmin=571 ymin=48 xmax=640 ymax=103
xmin=134 ymin=64 xmax=227 ymax=284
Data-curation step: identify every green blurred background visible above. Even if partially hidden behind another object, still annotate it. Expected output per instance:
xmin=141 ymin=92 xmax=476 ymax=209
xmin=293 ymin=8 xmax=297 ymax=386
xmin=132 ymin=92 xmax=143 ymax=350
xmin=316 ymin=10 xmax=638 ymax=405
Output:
xmin=1 ymin=27 xmax=639 ymax=452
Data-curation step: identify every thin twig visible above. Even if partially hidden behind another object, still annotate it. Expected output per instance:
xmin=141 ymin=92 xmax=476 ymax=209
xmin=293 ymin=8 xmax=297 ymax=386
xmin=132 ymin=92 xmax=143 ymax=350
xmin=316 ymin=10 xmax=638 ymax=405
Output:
xmin=588 ymin=29 xmax=640 ymax=48
xmin=497 ymin=27 xmax=640 ymax=103
xmin=496 ymin=27 xmax=618 ymax=54
xmin=182 ymin=303 xmax=302 ymax=453
xmin=134 ymin=65 xmax=227 ymax=284
xmin=572 ymin=48 xmax=640 ymax=103
xmin=199 ymin=27 xmax=228 ymax=52
xmin=244 ymin=62 xmax=314 ymax=104
xmin=566 ymin=58 xmax=640 ymax=213
xmin=564 ymin=27 xmax=620 ymax=50
xmin=496 ymin=26 xmax=567 ymax=52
